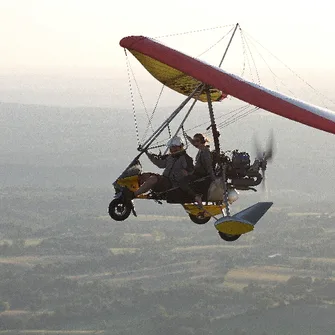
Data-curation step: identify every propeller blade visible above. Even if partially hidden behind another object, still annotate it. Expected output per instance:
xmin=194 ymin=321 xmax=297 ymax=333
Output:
xmin=252 ymin=130 xmax=275 ymax=193
xmin=264 ymin=129 xmax=275 ymax=162
xmin=253 ymin=130 xmax=275 ymax=162
xmin=261 ymin=170 xmax=266 ymax=191
xmin=253 ymin=134 xmax=263 ymax=160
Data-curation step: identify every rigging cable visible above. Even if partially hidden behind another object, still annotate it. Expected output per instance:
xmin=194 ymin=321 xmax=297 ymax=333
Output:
xmin=196 ymin=26 xmax=235 ymax=58
xmin=240 ymin=28 xmax=261 ymax=85
xmin=243 ymin=30 xmax=335 ymax=108
xmin=182 ymin=27 xmax=263 ymax=137
xmin=127 ymin=58 xmax=156 ymax=133
xmin=241 ymin=32 xmax=255 ymax=83
xmin=217 ymin=107 xmax=260 ymax=129
xmin=216 ymin=105 xmax=254 ymax=129
xmin=124 ymin=49 xmax=140 ymax=145
xmin=184 ymin=105 xmax=251 ymax=134
xmin=151 ymin=104 xmax=254 ymax=148
xmin=239 ymin=27 xmax=247 ymax=78
xmin=141 ymin=84 xmax=165 ymax=143
xmin=242 ymin=32 xmax=297 ymax=97
xmin=154 ymin=24 xmax=236 ymax=39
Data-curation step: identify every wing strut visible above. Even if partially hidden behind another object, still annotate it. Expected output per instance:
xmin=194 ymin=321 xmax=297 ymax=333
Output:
xmin=164 ymin=84 xmax=206 ymax=154
xmin=139 ymin=84 xmax=203 ymax=151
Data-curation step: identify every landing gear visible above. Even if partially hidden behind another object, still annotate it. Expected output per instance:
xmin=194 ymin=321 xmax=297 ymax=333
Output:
xmin=189 ymin=214 xmax=211 ymax=224
xmin=108 ymin=198 xmax=132 ymax=221
xmin=218 ymin=232 xmax=241 ymax=242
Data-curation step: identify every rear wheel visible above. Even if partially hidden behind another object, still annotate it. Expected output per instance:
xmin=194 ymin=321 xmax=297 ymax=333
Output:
xmin=218 ymin=232 xmax=241 ymax=242
xmin=189 ymin=214 xmax=211 ymax=225
xmin=108 ymin=198 xmax=132 ymax=221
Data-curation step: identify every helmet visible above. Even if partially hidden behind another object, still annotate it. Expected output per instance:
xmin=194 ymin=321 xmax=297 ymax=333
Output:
xmin=167 ymin=136 xmax=183 ymax=148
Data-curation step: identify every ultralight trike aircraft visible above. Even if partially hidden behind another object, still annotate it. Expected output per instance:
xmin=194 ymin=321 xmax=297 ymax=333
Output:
xmin=108 ymin=24 xmax=335 ymax=242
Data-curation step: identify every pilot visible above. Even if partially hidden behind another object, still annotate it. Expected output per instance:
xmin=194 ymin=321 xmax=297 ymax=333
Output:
xmin=123 ymin=136 xmax=194 ymax=201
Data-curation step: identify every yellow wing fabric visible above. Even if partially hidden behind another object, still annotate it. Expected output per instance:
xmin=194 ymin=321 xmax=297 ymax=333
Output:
xmin=129 ymin=50 xmax=225 ymax=102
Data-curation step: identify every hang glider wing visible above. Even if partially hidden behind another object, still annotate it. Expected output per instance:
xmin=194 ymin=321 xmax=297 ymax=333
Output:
xmin=120 ymin=36 xmax=335 ymax=135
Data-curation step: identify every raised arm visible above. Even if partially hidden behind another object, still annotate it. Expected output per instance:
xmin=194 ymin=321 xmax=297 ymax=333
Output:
xmin=185 ymin=133 xmax=196 ymax=147
xmin=146 ymin=152 xmax=167 ymax=169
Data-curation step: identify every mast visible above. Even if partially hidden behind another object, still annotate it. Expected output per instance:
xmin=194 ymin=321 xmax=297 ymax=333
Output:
xmin=218 ymin=23 xmax=239 ymax=68
xmin=206 ymin=88 xmax=221 ymax=162
xmin=207 ymin=23 xmax=239 ymax=162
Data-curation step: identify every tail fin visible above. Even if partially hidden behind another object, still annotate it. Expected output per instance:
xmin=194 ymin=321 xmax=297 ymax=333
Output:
xmin=233 ymin=202 xmax=273 ymax=225
xmin=214 ymin=202 xmax=273 ymax=235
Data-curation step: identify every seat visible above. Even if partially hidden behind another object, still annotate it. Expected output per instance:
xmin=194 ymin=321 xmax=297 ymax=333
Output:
xmin=165 ymin=177 xmax=212 ymax=204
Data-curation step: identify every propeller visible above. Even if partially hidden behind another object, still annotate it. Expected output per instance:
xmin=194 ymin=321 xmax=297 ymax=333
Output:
xmin=253 ymin=130 xmax=275 ymax=191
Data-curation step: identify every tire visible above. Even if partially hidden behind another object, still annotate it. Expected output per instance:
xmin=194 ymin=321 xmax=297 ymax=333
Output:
xmin=218 ymin=232 xmax=241 ymax=242
xmin=189 ymin=214 xmax=211 ymax=225
xmin=108 ymin=198 xmax=132 ymax=221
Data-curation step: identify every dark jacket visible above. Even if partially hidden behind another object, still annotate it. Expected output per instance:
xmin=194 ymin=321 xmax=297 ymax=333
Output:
xmin=147 ymin=151 xmax=194 ymax=186
xmin=194 ymin=147 xmax=216 ymax=180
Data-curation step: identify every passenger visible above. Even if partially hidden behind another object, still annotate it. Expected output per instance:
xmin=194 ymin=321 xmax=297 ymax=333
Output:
xmin=185 ymin=132 xmax=216 ymax=181
xmin=177 ymin=132 xmax=217 ymax=206
xmin=123 ymin=136 xmax=194 ymax=200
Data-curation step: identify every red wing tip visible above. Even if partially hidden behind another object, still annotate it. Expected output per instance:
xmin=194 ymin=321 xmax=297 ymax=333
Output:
xmin=218 ymin=93 xmax=228 ymax=101
xmin=119 ymin=35 xmax=147 ymax=48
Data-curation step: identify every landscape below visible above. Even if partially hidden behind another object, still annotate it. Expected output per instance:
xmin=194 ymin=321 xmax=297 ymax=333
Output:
xmin=0 ymin=102 xmax=334 ymax=334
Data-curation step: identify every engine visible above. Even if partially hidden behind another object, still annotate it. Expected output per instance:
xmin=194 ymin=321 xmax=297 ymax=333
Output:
xmin=230 ymin=150 xmax=251 ymax=176
xmin=214 ymin=150 xmax=263 ymax=190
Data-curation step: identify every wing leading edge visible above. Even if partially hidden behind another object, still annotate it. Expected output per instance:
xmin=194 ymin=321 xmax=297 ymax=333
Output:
xmin=120 ymin=35 xmax=335 ymax=135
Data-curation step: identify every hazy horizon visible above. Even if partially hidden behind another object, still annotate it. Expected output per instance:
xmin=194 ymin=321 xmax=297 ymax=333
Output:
xmin=1 ymin=67 xmax=335 ymax=109
xmin=2 ymin=1 xmax=335 ymax=109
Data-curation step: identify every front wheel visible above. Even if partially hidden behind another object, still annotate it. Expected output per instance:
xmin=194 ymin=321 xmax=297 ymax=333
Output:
xmin=189 ymin=214 xmax=211 ymax=225
xmin=218 ymin=232 xmax=241 ymax=242
xmin=108 ymin=198 xmax=132 ymax=221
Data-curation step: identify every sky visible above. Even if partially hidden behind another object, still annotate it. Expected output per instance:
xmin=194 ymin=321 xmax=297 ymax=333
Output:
xmin=1 ymin=0 xmax=335 ymax=107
